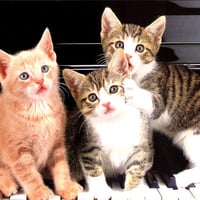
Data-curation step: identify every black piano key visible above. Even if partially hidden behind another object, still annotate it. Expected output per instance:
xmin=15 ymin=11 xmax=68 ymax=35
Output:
xmin=145 ymin=170 xmax=159 ymax=188
xmin=118 ymin=174 xmax=125 ymax=189
xmin=160 ymin=174 xmax=178 ymax=189
xmin=106 ymin=177 xmax=113 ymax=188
xmin=185 ymin=183 xmax=196 ymax=189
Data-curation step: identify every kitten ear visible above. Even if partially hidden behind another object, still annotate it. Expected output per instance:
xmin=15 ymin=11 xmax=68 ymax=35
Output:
xmin=0 ymin=50 xmax=12 ymax=80
xmin=101 ymin=7 xmax=122 ymax=40
xmin=62 ymin=68 xmax=85 ymax=99
xmin=108 ymin=49 xmax=129 ymax=78
xmin=145 ymin=16 xmax=166 ymax=44
xmin=36 ymin=28 xmax=56 ymax=61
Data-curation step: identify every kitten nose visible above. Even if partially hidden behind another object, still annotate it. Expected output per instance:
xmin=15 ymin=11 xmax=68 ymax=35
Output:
xmin=125 ymin=53 xmax=132 ymax=60
xmin=125 ymin=53 xmax=134 ymax=70
xmin=102 ymin=102 xmax=111 ymax=109
xmin=35 ymin=78 xmax=44 ymax=86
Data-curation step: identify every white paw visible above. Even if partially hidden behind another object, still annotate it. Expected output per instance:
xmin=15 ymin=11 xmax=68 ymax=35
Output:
xmin=87 ymin=175 xmax=112 ymax=200
xmin=122 ymin=78 xmax=139 ymax=105
xmin=123 ymin=78 xmax=153 ymax=115
xmin=90 ymin=185 xmax=112 ymax=200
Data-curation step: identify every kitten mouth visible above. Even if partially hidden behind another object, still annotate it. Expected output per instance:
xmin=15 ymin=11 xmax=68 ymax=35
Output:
xmin=128 ymin=62 xmax=134 ymax=71
xmin=104 ymin=107 xmax=115 ymax=114
xmin=37 ymin=85 xmax=48 ymax=94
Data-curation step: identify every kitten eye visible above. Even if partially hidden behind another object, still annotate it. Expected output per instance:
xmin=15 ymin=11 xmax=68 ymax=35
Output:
xmin=109 ymin=85 xmax=119 ymax=94
xmin=19 ymin=72 xmax=29 ymax=80
xmin=135 ymin=44 xmax=145 ymax=53
xmin=115 ymin=41 xmax=124 ymax=49
xmin=88 ymin=93 xmax=98 ymax=102
xmin=41 ymin=65 xmax=49 ymax=73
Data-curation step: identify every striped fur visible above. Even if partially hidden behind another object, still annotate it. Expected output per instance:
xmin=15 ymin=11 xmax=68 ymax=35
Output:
xmin=101 ymin=7 xmax=200 ymax=187
xmin=63 ymin=50 xmax=153 ymax=198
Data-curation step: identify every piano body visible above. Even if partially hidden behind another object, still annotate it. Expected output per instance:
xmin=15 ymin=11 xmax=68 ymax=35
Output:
xmin=1 ymin=1 xmax=200 ymax=199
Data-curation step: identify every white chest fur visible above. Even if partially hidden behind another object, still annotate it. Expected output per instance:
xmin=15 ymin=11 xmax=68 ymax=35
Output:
xmin=89 ymin=106 xmax=144 ymax=175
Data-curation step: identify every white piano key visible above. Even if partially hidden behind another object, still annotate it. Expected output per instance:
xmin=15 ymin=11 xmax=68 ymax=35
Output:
xmin=9 ymin=192 xmax=61 ymax=200
xmin=78 ymin=180 xmax=144 ymax=200
xmin=122 ymin=188 xmax=145 ymax=200
xmin=139 ymin=178 xmax=161 ymax=200
xmin=77 ymin=190 xmax=93 ymax=200
xmin=49 ymin=195 xmax=61 ymax=200
xmin=10 ymin=193 xmax=26 ymax=200
xmin=113 ymin=178 xmax=161 ymax=200
xmin=156 ymin=176 xmax=179 ymax=200
xmin=158 ymin=187 xmax=179 ymax=200
xmin=175 ymin=188 xmax=195 ymax=200
xmin=79 ymin=175 xmax=200 ymax=200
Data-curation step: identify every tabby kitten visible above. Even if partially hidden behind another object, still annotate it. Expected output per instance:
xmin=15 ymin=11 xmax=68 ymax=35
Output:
xmin=0 ymin=28 xmax=82 ymax=200
xmin=63 ymin=49 xmax=153 ymax=199
xmin=101 ymin=7 xmax=200 ymax=188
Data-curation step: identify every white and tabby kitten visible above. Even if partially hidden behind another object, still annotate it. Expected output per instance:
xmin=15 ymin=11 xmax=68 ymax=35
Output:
xmin=101 ymin=7 xmax=200 ymax=188
xmin=63 ymin=49 xmax=153 ymax=199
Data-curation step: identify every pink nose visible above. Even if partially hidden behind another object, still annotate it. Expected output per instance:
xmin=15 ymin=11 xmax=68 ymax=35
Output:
xmin=125 ymin=53 xmax=132 ymax=60
xmin=102 ymin=102 xmax=111 ymax=109
xmin=35 ymin=78 xmax=44 ymax=86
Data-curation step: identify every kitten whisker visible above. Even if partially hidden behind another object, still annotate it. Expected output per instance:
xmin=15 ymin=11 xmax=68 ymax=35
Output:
xmin=59 ymin=83 xmax=70 ymax=100
xmin=79 ymin=119 xmax=87 ymax=135
xmin=59 ymin=82 xmax=69 ymax=93
xmin=69 ymin=110 xmax=87 ymax=135
xmin=96 ymin=53 xmax=107 ymax=65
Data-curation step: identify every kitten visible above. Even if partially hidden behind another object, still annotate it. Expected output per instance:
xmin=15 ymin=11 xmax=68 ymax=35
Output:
xmin=100 ymin=7 xmax=200 ymax=188
xmin=0 ymin=28 xmax=82 ymax=200
xmin=63 ymin=49 xmax=153 ymax=199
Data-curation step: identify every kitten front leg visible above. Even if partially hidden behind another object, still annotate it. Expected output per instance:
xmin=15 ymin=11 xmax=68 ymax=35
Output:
xmin=0 ymin=162 xmax=19 ymax=197
xmin=124 ymin=165 xmax=146 ymax=190
xmin=124 ymin=145 xmax=153 ymax=190
xmin=123 ymin=78 xmax=154 ymax=116
xmin=82 ymin=150 xmax=112 ymax=199
xmin=10 ymin=153 xmax=54 ymax=200
xmin=123 ymin=78 xmax=165 ymax=120
xmin=48 ymin=142 xmax=83 ymax=200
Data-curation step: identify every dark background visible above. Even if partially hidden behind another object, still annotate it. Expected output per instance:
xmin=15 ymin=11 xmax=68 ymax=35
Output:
xmin=1 ymin=1 xmax=200 ymax=66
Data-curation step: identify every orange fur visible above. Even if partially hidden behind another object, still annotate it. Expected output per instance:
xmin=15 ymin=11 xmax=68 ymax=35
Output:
xmin=0 ymin=28 xmax=82 ymax=200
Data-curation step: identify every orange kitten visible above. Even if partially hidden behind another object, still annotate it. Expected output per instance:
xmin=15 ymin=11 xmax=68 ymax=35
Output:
xmin=0 ymin=28 xmax=82 ymax=200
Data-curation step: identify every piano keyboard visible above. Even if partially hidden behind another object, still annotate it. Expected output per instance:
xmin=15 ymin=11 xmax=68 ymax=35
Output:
xmin=2 ymin=173 xmax=200 ymax=200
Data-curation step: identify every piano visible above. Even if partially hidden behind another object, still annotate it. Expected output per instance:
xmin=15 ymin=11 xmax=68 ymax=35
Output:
xmin=1 ymin=0 xmax=200 ymax=199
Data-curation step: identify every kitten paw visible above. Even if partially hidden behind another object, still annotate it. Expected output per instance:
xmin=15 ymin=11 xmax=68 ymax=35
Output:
xmin=0 ymin=176 xmax=19 ymax=197
xmin=122 ymin=78 xmax=139 ymax=104
xmin=28 ymin=185 xmax=54 ymax=200
xmin=87 ymin=175 xmax=112 ymax=200
xmin=89 ymin=185 xmax=112 ymax=200
xmin=124 ymin=177 xmax=142 ymax=191
xmin=57 ymin=181 xmax=83 ymax=200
